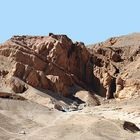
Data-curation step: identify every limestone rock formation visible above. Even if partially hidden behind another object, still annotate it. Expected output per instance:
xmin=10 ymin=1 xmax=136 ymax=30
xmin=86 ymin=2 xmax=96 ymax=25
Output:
xmin=0 ymin=33 xmax=140 ymax=140
xmin=88 ymin=33 xmax=140 ymax=99
xmin=0 ymin=32 xmax=139 ymax=106
xmin=0 ymin=34 xmax=96 ymax=107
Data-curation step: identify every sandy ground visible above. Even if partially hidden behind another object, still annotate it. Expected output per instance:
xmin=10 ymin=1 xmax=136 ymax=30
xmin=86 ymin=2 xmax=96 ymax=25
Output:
xmin=0 ymin=97 xmax=140 ymax=140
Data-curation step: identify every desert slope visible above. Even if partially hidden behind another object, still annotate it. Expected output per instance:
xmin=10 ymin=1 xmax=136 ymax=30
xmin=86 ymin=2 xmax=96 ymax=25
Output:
xmin=0 ymin=33 xmax=139 ymax=140
xmin=0 ymin=97 xmax=140 ymax=140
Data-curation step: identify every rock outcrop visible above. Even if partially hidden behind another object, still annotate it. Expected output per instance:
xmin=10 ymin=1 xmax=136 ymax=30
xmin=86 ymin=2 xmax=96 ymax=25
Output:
xmin=88 ymin=33 xmax=140 ymax=99
xmin=0 ymin=33 xmax=139 ymax=106
xmin=0 ymin=34 xmax=96 ymax=107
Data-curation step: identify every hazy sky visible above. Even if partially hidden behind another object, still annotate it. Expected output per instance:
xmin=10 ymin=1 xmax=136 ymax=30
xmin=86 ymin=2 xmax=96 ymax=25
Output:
xmin=0 ymin=0 xmax=140 ymax=44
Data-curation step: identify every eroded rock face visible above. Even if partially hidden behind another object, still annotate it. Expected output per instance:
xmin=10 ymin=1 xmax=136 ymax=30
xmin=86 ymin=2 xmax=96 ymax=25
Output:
xmin=0 ymin=34 xmax=94 ymax=98
xmin=88 ymin=33 xmax=140 ymax=99
xmin=0 ymin=33 xmax=139 ymax=103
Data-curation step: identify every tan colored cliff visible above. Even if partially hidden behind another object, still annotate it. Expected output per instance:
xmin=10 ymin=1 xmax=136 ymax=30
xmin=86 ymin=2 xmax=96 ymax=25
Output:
xmin=0 ymin=34 xmax=98 ymax=108
xmin=88 ymin=33 xmax=140 ymax=99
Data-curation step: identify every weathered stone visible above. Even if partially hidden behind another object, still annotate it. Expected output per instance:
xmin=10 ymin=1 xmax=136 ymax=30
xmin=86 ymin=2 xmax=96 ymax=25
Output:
xmin=89 ymin=33 xmax=140 ymax=99
xmin=0 ymin=34 xmax=94 ymax=98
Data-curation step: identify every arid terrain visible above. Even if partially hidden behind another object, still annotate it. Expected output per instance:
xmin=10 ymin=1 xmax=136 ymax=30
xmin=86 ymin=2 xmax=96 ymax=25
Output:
xmin=0 ymin=33 xmax=139 ymax=140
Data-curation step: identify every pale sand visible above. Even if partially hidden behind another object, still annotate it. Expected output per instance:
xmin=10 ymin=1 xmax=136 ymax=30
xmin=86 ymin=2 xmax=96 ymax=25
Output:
xmin=0 ymin=97 xmax=140 ymax=140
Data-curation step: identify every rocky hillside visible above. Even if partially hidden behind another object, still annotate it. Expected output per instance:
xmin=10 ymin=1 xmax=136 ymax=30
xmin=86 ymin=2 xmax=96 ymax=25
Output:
xmin=88 ymin=33 xmax=140 ymax=99
xmin=0 ymin=33 xmax=99 ymax=110
xmin=0 ymin=34 xmax=94 ymax=93
xmin=0 ymin=33 xmax=140 ymax=140
xmin=0 ymin=33 xmax=139 ymax=110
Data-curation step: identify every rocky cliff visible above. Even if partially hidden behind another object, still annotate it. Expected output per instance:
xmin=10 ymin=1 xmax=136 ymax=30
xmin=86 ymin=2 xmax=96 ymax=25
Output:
xmin=88 ymin=33 xmax=140 ymax=99
xmin=0 ymin=33 xmax=140 ymax=140
xmin=0 ymin=33 xmax=98 ymax=109
xmin=0 ymin=33 xmax=139 ymax=109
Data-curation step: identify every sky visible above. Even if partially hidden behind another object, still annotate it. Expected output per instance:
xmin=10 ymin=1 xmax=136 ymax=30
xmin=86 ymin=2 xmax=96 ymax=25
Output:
xmin=0 ymin=0 xmax=140 ymax=45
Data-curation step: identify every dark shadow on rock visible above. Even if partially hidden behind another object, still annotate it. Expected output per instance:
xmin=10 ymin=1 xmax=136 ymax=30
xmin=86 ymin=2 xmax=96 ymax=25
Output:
xmin=36 ymin=87 xmax=85 ymax=106
xmin=0 ymin=92 xmax=26 ymax=101
xmin=92 ymin=76 xmax=106 ymax=97
xmin=110 ymin=77 xmax=116 ymax=98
